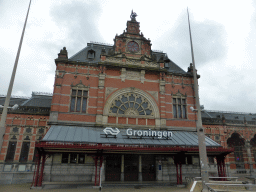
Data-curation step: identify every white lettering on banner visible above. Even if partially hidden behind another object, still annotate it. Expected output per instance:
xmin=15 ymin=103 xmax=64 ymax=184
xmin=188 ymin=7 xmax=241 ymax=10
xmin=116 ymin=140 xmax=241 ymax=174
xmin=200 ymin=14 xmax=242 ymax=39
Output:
xmin=126 ymin=128 xmax=172 ymax=139
xmin=103 ymin=127 xmax=172 ymax=139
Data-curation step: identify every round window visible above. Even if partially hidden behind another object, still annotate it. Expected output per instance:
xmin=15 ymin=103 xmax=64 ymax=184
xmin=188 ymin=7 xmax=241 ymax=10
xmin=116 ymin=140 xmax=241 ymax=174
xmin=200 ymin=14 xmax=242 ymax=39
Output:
xmin=127 ymin=41 xmax=139 ymax=53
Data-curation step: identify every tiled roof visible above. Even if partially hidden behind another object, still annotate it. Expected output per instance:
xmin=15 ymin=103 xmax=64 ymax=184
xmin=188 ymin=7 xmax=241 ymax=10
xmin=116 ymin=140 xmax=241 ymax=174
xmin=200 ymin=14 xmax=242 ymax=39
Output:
xmin=20 ymin=93 xmax=52 ymax=108
xmin=69 ymin=43 xmax=112 ymax=64
xmin=0 ymin=96 xmax=29 ymax=107
xmin=69 ymin=43 xmax=187 ymax=74
xmin=202 ymin=110 xmax=256 ymax=122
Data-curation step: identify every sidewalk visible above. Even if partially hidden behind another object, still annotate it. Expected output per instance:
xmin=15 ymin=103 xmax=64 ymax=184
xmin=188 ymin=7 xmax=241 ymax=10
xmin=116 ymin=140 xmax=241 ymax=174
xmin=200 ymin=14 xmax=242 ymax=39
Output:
xmin=0 ymin=183 xmax=190 ymax=192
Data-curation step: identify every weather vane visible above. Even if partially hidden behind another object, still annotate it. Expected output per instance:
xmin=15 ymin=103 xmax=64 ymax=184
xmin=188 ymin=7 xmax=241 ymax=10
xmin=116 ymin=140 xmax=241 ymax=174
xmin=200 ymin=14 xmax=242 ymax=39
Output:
xmin=130 ymin=10 xmax=137 ymax=21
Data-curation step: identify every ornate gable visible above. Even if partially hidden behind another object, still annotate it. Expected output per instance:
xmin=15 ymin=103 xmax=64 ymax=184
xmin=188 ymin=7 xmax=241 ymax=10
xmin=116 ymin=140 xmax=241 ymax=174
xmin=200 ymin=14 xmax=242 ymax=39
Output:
xmin=100 ymin=11 xmax=165 ymax=70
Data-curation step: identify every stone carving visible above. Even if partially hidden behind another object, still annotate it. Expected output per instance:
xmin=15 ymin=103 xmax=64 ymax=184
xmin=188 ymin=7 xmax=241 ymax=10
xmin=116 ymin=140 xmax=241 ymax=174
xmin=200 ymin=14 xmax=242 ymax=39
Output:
xmin=120 ymin=68 xmax=126 ymax=82
xmin=105 ymin=87 xmax=118 ymax=99
xmin=98 ymin=74 xmax=106 ymax=89
xmin=105 ymin=57 xmax=158 ymax=68
xmin=140 ymin=70 xmax=145 ymax=84
xmin=159 ymin=80 xmax=165 ymax=95
xmin=147 ymin=91 xmax=158 ymax=101
xmin=172 ymin=90 xmax=186 ymax=97
xmin=126 ymin=71 xmax=140 ymax=80
xmin=71 ymin=80 xmax=88 ymax=88
xmin=109 ymin=93 xmax=154 ymax=117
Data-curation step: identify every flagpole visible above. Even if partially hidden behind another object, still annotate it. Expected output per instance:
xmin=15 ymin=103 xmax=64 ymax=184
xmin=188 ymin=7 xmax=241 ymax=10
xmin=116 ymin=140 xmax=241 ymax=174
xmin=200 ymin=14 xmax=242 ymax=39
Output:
xmin=0 ymin=0 xmax=32 ymax=154
xmin=187 ymin=8 xmax=209 ymax=191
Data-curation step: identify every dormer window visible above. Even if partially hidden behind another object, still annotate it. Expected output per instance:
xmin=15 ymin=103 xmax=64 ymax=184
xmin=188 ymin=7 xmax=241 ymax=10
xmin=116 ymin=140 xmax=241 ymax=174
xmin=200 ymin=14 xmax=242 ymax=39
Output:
xmin=87 ymin=50 xmax=95 ymax=59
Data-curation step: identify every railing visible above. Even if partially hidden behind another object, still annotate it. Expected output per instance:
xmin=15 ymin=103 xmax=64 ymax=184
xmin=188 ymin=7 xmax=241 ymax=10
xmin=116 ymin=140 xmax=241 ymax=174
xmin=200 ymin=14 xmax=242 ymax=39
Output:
xmin=204 ymin=110 xmax=256 ymax=115
xmin=205 ymin=183 xmax=256 ymax=191
xmin=193 ymin=177 xmax=238 ymax=181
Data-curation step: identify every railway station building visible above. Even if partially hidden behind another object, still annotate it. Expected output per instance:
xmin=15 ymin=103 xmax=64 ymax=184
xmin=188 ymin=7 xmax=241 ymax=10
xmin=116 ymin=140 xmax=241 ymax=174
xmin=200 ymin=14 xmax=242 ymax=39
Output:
xmin=0 ymin=12 xmax=255 ymax=186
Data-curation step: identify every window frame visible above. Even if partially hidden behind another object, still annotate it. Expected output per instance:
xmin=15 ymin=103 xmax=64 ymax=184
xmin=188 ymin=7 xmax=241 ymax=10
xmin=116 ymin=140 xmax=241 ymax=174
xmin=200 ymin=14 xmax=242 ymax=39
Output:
xmin=70 ymin=88 xmax=89 ymax=113
xmin=109 ymin=93 xmax=153 ymax=117
xmin=19 ymin=141 xmax=30 ymax=163
xmin=172 ymin=97 xmax=187 ymax=119
xmin=5 ymin=141 xmax=17 ymax=162
xmin=61 ymin=153 xmax=86 ymax=164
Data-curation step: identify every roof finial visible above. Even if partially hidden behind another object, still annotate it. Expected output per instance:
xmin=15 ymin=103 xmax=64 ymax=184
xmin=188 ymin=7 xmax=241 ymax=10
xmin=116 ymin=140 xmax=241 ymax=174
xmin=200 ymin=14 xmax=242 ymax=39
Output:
xmin=130 ymin=10 xmax=137 ymax=21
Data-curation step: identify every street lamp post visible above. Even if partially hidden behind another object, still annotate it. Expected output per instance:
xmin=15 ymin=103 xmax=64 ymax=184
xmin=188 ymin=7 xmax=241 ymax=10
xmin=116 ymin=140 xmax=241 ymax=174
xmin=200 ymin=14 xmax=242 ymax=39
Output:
xmin=187 ymin=8 xmax=209 ymax=192
xmin=0 ymin=0 xmax=32 ymax=153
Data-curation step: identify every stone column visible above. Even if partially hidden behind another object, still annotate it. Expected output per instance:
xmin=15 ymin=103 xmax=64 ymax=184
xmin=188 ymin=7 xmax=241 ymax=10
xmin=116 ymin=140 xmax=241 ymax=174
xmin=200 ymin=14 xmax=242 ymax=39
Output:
xmin=245 ymin=141 xmax=254 ymax=176
xmin=138 ymin=155 xmax=142 ymax=181
xmin=121 ymin=155 xmax=124 ymax=181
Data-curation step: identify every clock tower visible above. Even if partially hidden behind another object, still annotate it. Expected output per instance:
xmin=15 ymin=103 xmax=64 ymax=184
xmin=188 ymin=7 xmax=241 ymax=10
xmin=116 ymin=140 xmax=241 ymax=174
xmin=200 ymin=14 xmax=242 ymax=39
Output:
xmin=111 ymin=10 xmax=152 ymax=59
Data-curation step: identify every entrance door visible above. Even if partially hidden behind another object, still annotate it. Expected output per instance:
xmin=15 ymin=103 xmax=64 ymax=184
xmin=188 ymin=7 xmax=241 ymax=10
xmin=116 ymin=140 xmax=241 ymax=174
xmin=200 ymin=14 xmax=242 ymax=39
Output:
xmin=124 ymin=154 xmax=138 ymax=181
xmin=105 ymin=154 xmax=121 ymax=181
xmin=142 ymin=155 xmax=156 ymax=181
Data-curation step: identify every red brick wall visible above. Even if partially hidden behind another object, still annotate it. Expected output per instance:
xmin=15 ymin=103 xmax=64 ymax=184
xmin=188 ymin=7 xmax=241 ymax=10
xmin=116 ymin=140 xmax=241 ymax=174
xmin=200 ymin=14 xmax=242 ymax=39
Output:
xmin=0 ymin=114 xmax=49 ymax=162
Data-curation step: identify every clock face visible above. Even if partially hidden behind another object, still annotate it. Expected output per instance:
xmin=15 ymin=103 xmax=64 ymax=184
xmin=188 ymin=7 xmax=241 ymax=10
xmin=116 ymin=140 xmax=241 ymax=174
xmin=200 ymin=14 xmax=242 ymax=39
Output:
xmin=127 ymin=41 xmax=139 ymax=53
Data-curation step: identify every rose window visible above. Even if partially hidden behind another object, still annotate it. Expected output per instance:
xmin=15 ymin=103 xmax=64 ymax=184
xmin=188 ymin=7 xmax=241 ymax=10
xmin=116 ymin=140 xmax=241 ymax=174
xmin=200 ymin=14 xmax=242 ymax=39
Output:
xmin=109 ymin=93 xmax=153 ymax=116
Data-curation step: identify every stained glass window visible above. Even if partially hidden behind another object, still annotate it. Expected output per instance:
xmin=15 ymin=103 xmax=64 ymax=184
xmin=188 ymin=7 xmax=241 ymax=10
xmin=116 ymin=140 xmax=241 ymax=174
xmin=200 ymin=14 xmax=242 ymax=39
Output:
xmin=110 ymin=94 xmax=153 ymax=116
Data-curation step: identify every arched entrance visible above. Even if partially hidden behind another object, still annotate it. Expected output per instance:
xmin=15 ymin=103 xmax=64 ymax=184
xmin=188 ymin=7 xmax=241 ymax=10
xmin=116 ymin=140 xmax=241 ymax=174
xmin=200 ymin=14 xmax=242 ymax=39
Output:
xmin=227 ymin=133 xmax=245 ymax=171
xmin=250 ymin=134 xmax=256 ymax=164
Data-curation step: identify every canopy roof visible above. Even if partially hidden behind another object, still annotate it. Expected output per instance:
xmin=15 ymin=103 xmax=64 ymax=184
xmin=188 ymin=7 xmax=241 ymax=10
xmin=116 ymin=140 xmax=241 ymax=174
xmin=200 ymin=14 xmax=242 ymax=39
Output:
xmin=37 ymin=126 xmax=233 ymax=155
xmin=42 ymin=125 xmax=220 ymax=147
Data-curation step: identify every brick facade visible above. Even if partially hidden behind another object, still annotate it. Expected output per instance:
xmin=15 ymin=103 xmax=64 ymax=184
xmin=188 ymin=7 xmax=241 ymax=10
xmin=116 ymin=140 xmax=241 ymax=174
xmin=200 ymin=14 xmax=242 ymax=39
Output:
xmin=0 ymin=13 xmax=255 ymax=185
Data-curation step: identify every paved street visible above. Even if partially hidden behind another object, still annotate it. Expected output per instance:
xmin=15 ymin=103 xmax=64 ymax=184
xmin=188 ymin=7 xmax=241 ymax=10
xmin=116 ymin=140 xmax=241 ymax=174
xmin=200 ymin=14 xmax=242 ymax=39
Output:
xmin=0 ymin=183 xmax=190 ymax=192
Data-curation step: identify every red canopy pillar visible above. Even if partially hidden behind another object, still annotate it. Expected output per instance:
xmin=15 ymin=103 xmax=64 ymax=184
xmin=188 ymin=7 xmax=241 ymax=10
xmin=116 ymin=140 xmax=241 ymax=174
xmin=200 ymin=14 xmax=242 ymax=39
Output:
xmin=216 ymin=155 xmax=227 ymax=181
xmin=33 ymin=152 xmax=41 ymax=187
xmin=38 ymin=153 xmax=46 ymax=187
xmin=179 ymin=162 xmax=182 ymax=185
xmin=174 ymin=153 xmax=185 ymax=185
xmin=176 ymin=161 xmax=180 ymax=184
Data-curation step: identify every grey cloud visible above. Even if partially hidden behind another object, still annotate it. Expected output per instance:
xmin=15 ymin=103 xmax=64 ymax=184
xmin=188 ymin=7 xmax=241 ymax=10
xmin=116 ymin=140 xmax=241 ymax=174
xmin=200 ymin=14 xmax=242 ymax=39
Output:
xmin=153 ymin=12 xmax=227 ymax=69
xmin=49 ymin=1 xmax=104 ymax=57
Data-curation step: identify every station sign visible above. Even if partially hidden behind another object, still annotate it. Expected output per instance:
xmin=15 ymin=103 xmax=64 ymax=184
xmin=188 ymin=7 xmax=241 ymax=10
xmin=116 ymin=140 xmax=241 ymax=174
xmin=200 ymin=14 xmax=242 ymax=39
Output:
xmin=103 ymin=127 xmax=172 ymax=139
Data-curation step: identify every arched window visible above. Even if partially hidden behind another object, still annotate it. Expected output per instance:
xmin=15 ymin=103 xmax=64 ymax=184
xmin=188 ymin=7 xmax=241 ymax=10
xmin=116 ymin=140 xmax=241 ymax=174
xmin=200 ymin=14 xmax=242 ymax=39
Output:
xmin=19 ymin=136 xmax=30 ymax=162
xmin=109 ymin=93 xmax=153 ymax=116
xmin=5 ymin=135 xmax=17 ymax=162
xmin=227 ymin=133 xmax=245 ymax=170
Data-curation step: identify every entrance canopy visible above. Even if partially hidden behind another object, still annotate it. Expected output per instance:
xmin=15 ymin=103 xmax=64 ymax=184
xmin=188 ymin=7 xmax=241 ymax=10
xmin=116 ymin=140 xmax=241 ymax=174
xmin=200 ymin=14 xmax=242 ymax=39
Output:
xmin=36 ymin=126 xmax=232 ymax=155
xmin=42 ymin=125 xmax=220 ymax=147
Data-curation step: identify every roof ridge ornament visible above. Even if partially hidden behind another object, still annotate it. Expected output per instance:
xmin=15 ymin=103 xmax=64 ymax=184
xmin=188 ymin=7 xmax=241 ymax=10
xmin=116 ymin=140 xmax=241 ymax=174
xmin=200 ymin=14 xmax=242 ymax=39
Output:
xmin=130 ymin=10 xmax=137 ymax=21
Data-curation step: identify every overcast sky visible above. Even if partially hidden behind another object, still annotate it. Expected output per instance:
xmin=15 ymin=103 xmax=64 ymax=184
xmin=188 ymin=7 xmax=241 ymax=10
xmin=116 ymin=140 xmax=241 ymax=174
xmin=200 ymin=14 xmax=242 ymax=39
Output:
xmin=1 ymin=0 xmax=256 ymax=113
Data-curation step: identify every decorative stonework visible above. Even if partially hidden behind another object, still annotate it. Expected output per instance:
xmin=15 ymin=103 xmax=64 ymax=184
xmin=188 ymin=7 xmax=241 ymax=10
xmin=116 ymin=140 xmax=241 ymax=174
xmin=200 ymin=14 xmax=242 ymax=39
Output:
xmin=120 ymin=69 xmax=145 ymax=83
xmin=103 ymin=87 xmax=160 ymax=119
xmin=105 ymin=57 xmax=158 ymax=68
xmin=125 ymin=38 xmax=141 ymax=54
xmin=98 ymin=74 xmax=106 ymax=89
xmin=140 ymin=70 xmax=145 ymax=83
xmin=147 ymin=91 xmax=158 ymax=101
xmin=55 ymin=70 xmax=65 ymax=78
xmin=159 ymin=80 xmax=165 ymax=95
xmin=121 ymin=68 xmax=126 ymax=82
xmin=126 ymin=70 xmax=140 ymax=80
xmin=71 ymin=80 xmax=89 ymax=89
xmin=105 ymin=87 xmax=118 ymax=99
xmin=109 ymin=93 xmax=153 ymax=116
xmin=172 ymin=90 xmax=186 ymax=97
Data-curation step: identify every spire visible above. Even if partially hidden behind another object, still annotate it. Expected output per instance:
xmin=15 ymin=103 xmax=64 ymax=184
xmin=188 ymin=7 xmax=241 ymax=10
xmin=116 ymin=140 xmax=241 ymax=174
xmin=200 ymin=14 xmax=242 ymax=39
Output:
xmin=130 ymin=10 xmax=138 ymax=21
xmin=127 ymin=10 xmax=140 ymax=34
